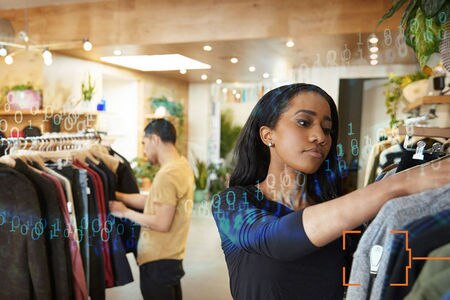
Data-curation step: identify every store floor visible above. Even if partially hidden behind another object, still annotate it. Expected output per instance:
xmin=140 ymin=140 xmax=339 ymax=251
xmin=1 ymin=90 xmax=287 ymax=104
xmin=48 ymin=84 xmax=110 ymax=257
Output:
xmin=106 ymin=203 xmax=232 ymax=300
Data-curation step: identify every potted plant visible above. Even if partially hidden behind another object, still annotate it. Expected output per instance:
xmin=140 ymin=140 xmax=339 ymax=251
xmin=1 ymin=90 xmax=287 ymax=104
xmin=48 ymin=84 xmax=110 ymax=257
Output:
xmin=378 ymin=0 xmax=450 ymax=71
xmin=208 ymin=161 xmax=232 ymax=196
xmin=131 ymin=157 xmax=160 ymax=191
xmin=81 ymin=74 xmax=96 ymax=102
xmin=3 ymin=82 xmax=42 ymax=111
xmin=194 ymin=158 xmax=208 ymax=202
xmin=220 ymin=109 xmax=242 ymax=159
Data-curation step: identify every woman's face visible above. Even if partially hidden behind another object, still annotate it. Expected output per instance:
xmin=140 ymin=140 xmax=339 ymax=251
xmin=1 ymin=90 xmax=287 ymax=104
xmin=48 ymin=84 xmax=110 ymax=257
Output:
xmin=269 ymin=92 xmax=333 ymax=174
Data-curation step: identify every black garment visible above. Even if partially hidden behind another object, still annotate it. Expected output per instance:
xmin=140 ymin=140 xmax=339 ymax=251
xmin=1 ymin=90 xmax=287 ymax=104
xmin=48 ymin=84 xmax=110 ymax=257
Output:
xmin=0 ymin=165 xmax=52 ymax=299
xmin=396 ymin=142 xmax=440 ymax=173
xmin=14 ymin=159 xmax=73 ymax=300
xmin=88 ymin=160 xmax=134 ymax=287
xmin=139 ymin=260 xmax=184 ymax=300
xmin=112 ymin=151 xmax=141 ymax=255
xmin=212 ymin=185 xmax=349 ymax=300
xmin=385 ymin=222 xmax=450 ymax=300
xmin=85 ymin=172 xmax=106 ymax=300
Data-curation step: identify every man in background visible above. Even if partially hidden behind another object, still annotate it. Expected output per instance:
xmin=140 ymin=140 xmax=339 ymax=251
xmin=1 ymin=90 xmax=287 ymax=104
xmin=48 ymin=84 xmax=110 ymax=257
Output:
xmin=110 ymin=118 xmax=194 ymax=300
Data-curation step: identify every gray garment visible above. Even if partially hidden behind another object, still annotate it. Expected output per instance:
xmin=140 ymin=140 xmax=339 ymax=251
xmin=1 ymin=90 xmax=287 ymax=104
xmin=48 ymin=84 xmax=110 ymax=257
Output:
xmin=346 ymin=183 xmax=450 ymax=300
xmin=78 ymin=169 xmax=90 ymax=292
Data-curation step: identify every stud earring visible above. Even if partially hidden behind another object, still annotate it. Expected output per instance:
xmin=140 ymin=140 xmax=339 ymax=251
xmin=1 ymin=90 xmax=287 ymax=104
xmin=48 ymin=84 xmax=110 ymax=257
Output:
xmin=268 ymin=141 xmax=273 ymax=147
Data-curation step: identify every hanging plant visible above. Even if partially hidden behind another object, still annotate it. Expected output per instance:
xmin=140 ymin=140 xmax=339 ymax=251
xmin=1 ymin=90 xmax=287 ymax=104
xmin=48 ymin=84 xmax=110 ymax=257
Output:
xmin=377 ymin=0 xmax=450 ymax=70
xmin=383 ymin=71 xmax=429 ymax=128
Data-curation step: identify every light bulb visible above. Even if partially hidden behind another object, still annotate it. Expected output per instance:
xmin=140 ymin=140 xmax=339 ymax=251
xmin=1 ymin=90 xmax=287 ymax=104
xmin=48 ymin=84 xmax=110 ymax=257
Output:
xmin=262 ymin=72 xmax=270 ymax=79
xmin=248 ymin=66 xmax=256 ymax=72
xmin=201 ymin=74 xmax=208 ymax=80
xmin=42 ymin=49 xmax=52 ymax=61
xmin=230 ymin=57 xmax=238 ymax=64
xmin=5 ymin=55 xmax=13 ymax=65
xmin=232 ymin=89 xmax=236 ymax=95
xmin=203 ymin=45 xmax=212 ymax=51
xmin=83 ymin=39 xmax=93 ymax=51
xmin=286 ymin=40 xmax=295 ymax=47
xmin=369 ymin=46 xmax=379 ymax=53
xmin=370 ymin=59 xmax=378 ymax=66
xmin=0 ymin=46 xmax=7 ymax=57
xmin=179 ymin=69 xmax=187 ymax=74
xmin=235 ymin=93 xmax=241 ymax=99
xmin=370 ymin=53 xmax=378 ymax=60
xmin=113 ymin=49 xmax=122 ymax=56
xmin=368 ymin=33 xmax=378 ymax=44
xmin=216 ymin=79 xmax=222 ymax=84
xmin=44 ymin=57 xmax=53 ymax=66
xmin=222 ymin=88 xmax=228 ymax=93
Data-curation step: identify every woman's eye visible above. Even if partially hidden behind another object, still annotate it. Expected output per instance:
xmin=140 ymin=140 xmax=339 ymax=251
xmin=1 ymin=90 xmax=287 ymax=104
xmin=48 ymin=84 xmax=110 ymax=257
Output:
xmin=297 ymin=119 xmax=310 ymax=127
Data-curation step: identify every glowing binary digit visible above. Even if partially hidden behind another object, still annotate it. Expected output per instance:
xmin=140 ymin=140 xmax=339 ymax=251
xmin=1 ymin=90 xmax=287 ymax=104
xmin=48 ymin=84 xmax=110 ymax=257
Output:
xmin=384 ymin=28 xmax=392 ymax=46
xmin=351 ymin=139 xmax=359 ymax=156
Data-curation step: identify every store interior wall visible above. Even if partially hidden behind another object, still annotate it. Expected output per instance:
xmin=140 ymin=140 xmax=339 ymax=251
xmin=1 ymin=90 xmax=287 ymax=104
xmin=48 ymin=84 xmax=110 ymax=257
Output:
xmin=188 ymin=83 xmax=211 ymax=164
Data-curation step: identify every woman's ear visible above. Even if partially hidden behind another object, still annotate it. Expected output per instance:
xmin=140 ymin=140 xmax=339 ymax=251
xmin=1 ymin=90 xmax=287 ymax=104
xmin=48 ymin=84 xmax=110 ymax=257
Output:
xmin=259 ymin=126 xmax=273 ymax=147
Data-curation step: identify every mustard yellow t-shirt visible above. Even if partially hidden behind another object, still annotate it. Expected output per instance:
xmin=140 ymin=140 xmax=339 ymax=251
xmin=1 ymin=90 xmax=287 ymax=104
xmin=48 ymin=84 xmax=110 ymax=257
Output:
xmin=137 ymin=156 xmax=195 ymax=265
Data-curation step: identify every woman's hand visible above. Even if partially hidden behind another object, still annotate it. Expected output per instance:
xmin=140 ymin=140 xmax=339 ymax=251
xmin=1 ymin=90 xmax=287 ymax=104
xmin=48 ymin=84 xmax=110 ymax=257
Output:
xmin=387 ymin=156 xmax=450 ymax=198
xmin=109 ymin=201 xmax=129 ymax=218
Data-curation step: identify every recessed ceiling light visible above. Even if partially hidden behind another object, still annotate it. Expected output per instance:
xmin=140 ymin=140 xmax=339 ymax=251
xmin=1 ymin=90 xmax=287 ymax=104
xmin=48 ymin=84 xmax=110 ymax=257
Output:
xmin=262 ymin=72 xmax=270 ymax=78
xmin=369 ymin=46 xmax=379 ymax=53
xmin=216 ymin=79 xmax=222 ymax=84
xmin=286 ymin=40 xmax=295 ymax=47
xmin=201 ymin=74 xmax=208 ymax=80
xmin=222 ymin=88 xmax=228 ymax=93
xmin=230 ymin=57 xmax=238 ymax=64
xmin=370 ymin=59 xmax=378 ymax=66
xmin=370 ymin=53 xmax=378 ymax=60
xmin=368 ymin=33 xmax=378 ymax=44
xmin=203 ymin=45 xmax=212 ymax=51
xmin=4 ymin=55 xmax=13 ymax=65
xmin=248 ymin=66 xmax=256 ymax=72
xmin=100 ymin=54 xmax=211 ymax=71
xmin=113 ymin=49 xmax=122 ymax=56
xmin=180 ymin=69 xmax=187 ymax=74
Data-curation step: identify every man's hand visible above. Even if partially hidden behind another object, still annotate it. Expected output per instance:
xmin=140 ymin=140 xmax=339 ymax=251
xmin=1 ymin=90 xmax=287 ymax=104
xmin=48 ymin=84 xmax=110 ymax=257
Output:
xmin=109 ymin=201 xmax=129 ymax=218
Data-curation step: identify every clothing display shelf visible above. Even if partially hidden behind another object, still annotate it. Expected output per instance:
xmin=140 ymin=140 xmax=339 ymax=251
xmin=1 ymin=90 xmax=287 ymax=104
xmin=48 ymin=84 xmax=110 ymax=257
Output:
xmin=404 ymin=95 xmax=450 ymax=112
xmin=0 ymin=110 xmax=98 ymax=134
xmin=398 ymin=126 xmax=450 ymax=139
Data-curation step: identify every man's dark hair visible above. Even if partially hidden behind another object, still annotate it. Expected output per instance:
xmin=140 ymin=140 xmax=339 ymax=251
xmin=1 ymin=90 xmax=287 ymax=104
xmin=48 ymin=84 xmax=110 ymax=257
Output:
xmin=144 ymin=118 xmax=177 ymax=144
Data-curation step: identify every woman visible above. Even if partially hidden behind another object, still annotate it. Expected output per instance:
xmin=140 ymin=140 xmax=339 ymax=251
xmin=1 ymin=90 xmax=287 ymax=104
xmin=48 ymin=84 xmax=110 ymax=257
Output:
xmin=211 ymin=83 xmax=450 ymax=299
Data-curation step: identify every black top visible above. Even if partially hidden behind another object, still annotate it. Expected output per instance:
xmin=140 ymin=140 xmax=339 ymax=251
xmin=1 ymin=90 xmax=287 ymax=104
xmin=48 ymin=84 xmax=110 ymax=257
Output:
xmin=212 ymin=185 xmax=350 ymax=300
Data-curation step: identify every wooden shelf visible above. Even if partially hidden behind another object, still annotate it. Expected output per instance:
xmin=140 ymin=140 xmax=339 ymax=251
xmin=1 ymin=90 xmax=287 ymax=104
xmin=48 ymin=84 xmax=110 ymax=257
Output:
xmin=398 ymin=125 xmax=450 ymax=138
xmin=405 ymin=95 xmax=450 ymax=112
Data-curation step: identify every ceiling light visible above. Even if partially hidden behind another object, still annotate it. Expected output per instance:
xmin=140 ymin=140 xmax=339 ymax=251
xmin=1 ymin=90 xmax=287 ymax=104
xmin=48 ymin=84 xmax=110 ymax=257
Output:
xmin=201 ymin=74 xmax=208 ymax=80
xmin=248 ymin=66 xmax=256 ymax=72
xmin=222 ymin=88 xmax=228 ymax=93
xmin=368 ymin=33 xmax=378 ymax=44
xmin=0 ymin=46 xmax=6 ymax=57
xmin=370 ymin=53 xmax=378 ymax=60
xmin=42 ymin=48 xmax=52 ymax=61
xmin=83 ymin=38 xmax=93 ymax=51
xmin=232 ymin=89 xmax=237 ymax=95
xmin=179 ymin=69 xmax=187 ymax=74
xmin=113 ymin=49 xmax=122 ymax=56
xmin=235 ymin=93 xmax=241 ymax=99
xmin=216 ymin=79 xmax=222 ymax=84
xmin=203 ymin=45 xmax=212 ymax=51
xmin=4 ymin=55 xmax=13 ymax=65
xmin=370 ymin=59 xmax=378 ymax=66
xmin=100 ymin=54 xmax=211 ymax=71
xmin=230 ymin=57 xmax=238 ymax=64
xmin=286 ymin=40 xmax=295 ymax=48
xmin=262 ymin=72 xmax=270 ymax=78
xmin=44 ymin=57 xmax=52 ymax=66
xmin=369 ymin=46 xmax=379 ymax=53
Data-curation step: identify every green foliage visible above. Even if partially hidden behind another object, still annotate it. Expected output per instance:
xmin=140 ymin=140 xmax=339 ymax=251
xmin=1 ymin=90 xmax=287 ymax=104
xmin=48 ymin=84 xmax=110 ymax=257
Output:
xmin=220 ymin=109 xmax=242 ymax=158
xmin=194 ymin=158 xmax=208 ymax=190
xmin=0 ymin=82 xmax=37 ymax=107
xmin=10 ymin=82 xmax=34 ymax=91
xmin=131 ymin=157 xmax=160 ymax=182
xmin=377 ymin=0 xmax=449 ymax=69
xmin=81 ymin=74 xmax=95 ymax=101
xmin=150 ymin=96 xmax=184 ymax=121
xmin=208 ymin=162 xmax=232 ymax=196
xmin=383 ymin=71 xmax=429 ymax=128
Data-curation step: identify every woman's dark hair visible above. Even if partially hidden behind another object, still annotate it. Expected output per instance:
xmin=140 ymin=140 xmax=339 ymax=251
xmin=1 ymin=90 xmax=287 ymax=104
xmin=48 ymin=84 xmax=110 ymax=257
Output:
xmin=229 ymin=83 xmax=342 ymax=204
xmin=144 ymin=118 xmax=177 ymax=144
